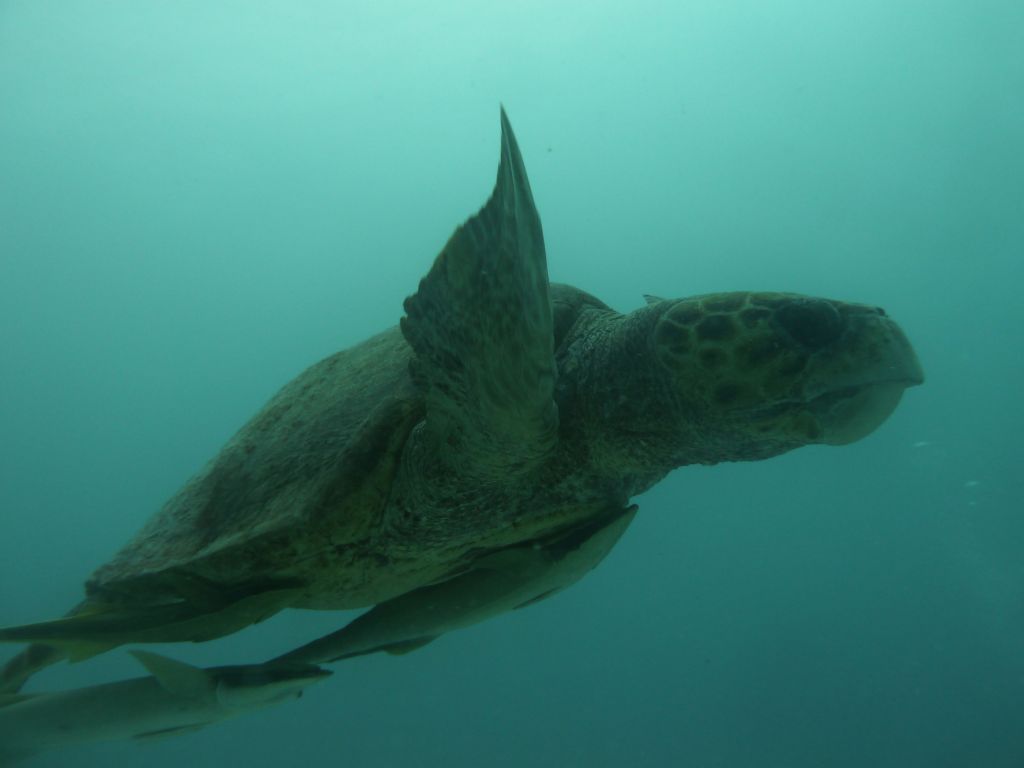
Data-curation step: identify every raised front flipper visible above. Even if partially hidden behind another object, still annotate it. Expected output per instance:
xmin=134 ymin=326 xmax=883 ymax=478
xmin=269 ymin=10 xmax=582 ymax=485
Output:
xmin=270 ymin=505 xmax=638 ymax=665
xmin=401 ymin=108 xmax=557 ymax=479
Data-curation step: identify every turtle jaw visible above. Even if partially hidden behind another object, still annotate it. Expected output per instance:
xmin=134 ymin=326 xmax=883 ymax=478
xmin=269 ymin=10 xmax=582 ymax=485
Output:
xmin=799 ymin=311 xmax=925 ymax=445
xmin=806 ymin=377 xmax=920 ymax=446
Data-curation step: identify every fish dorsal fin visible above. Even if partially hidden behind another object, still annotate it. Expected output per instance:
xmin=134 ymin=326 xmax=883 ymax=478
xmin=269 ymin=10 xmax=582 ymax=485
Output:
xmin=131 ymin=651 xmax=212 ymax=698
xmin=643 ymin=294 xmax=667 ymax=306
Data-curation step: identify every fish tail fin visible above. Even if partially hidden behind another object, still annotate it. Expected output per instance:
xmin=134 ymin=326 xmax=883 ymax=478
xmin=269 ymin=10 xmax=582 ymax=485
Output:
xmin=0 ymin=599 xmax=103 ymax=692
xmin=0 ymin=642 xmax=66 ymax=693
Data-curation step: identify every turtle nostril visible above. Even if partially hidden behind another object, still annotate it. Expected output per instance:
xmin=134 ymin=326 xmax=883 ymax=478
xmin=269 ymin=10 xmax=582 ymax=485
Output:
xmin=776 ymin=300 xmax=843 ymax=350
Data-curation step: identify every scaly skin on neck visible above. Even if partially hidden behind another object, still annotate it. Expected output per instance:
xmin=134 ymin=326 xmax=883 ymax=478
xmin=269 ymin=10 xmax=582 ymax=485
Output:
xmin=549 ymin=300 xmax=683 ymax=501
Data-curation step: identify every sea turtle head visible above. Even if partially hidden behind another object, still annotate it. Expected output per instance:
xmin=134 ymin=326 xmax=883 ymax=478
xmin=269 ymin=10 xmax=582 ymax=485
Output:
xmin=650 ymin=291 xmax=924 ymax=461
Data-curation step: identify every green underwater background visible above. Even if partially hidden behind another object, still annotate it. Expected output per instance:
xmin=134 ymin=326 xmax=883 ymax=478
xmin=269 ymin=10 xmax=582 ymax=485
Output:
xmin=1 ymin=1 xmax=1022 ymax=765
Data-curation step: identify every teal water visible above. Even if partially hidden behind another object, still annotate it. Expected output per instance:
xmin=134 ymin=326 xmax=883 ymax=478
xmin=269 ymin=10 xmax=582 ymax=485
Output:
xmin=1 ymin=1 xmax=1022 ymax=766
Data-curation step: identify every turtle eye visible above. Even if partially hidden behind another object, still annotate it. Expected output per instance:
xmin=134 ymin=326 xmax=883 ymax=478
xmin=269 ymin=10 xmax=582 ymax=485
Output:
xmin=775 ymin=300 xmax=843 ymax=350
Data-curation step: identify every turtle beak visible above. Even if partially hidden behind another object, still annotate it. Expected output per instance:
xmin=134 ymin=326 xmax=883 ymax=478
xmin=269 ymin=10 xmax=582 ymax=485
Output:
xmin=804 ymin=311 xmax=924 ymax=445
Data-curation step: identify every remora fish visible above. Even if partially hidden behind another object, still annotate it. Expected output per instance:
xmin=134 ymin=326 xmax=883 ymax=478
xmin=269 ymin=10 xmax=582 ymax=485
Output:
xmin=273 ymin=505 xmax=637 ymax=664
xmin=0 ymin=652 xmax=329 ymax=765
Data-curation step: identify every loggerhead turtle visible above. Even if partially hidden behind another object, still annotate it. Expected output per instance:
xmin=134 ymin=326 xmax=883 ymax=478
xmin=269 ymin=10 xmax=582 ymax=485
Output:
xmin=0 ymin=108 xmax=923 ymax=690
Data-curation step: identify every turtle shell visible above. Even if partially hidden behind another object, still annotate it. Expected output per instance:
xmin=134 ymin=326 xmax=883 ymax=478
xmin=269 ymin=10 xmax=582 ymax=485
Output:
xmin=86 ymin=327 xmax=423 ymax=612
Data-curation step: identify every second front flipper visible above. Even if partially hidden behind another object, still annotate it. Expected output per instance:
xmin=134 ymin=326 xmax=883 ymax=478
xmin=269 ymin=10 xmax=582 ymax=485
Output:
xmin=270 ymin=505 xmax=638 ymax=665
